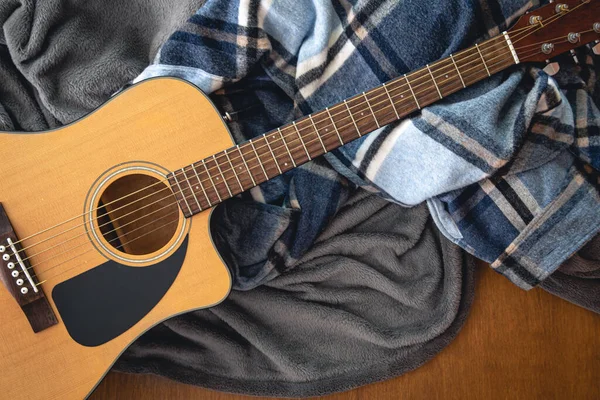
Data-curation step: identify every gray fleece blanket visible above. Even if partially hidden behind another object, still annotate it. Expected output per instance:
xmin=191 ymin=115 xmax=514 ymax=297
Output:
xmin=115 ymin=193 xmax=474 ymax=397
xmin=0 ymin=0 xmax=597 ymax=397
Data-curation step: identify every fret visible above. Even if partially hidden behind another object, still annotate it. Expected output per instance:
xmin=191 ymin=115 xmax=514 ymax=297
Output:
xmin=263 ymin=135 xmax=282 ymax=174
xmin=426 ymin=64 xmax=443 ymax=99
xmin=404 ymin=74 xmax=421 ymax=109
xmin=293 ymin=121 xmax=311 ymax=160
xmin=278 ymin=128 xmax=296 ymax=167
xmin=429 ymin=60 xmax=464 ymax=98
xmin=382 ymin=82 xmax=400 ymax=119
xmin=449 ymin=54 xmax=466 ymax=88
xmin=202 ymin=159 xmax=222 ymax=202
xmin=171 ymin=34 xmax=526 ymax=214
xmin=213 ymin=155 xmax=233 ymax=197
xmin=343 ymin=100 xmax=361 ymax=137
xmin=236 ymin=145 xmax=256 ymax=186
xmin=172 ymin=170 xmax=192 ymax=215
xmin=475 ymin=43 xmax=491 ymax=76
xmin=191 ymin=164 xmax=212 ymax=207
xmin=267 ymin=132 xmax=293 ymax=169
xmin=306 ymin=115 xmax=327 ymax=152
xmin=323 ymin=110 xmax=343 ymax=145
xmin=249 ymin=141 xmax=269 ymax=179
xmin=363 ymin=92 xmax=380 ymax=128
xmin=224 ymin=149 xmax=244 ymax=191
xmin=182 ymin=167 xmax=202 ymax=212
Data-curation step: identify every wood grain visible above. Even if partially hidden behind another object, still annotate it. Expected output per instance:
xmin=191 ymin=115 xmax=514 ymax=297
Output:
xmin=91 ymin=262 xmax=600 ymax=400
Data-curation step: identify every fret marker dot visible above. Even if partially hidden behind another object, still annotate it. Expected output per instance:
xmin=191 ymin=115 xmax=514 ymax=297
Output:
xmin=361 ymin=112 xmax=364 ymax=116
xmin=401 ymin=95 xmax=404 ymax=98
xmin=325 ymin=128 xmax=328 ymax=132
xmin=284 ymin=163 xmax=288 ymax=166
xmin=196 ymin=186 xmax=199 ymax=190
xmin=216 ymin=177 xmax=219 ymax=180
xmin=445 ymin=74 xmax=449 ymax=78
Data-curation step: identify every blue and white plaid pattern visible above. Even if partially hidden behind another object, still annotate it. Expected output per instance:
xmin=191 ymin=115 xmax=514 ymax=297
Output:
xmin=136 ymin=0 xmax=600 ymax=289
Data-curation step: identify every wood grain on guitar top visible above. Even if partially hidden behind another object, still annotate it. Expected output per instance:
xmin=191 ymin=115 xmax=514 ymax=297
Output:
xmin=0 ymin=78 xmax=233 ymax=399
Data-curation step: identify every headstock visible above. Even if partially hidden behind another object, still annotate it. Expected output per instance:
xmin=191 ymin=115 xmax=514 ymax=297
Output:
xmin=507 ymin=0 xmax=600 ymax=63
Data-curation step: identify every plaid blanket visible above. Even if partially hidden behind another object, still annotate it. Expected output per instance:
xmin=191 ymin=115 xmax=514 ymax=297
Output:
xmin=136 ymin=0 xmax=600 ymax=289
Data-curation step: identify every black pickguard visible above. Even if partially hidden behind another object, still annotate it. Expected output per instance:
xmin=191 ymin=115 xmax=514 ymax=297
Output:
xmin=52 ymin=236 xmax=188 ymax=347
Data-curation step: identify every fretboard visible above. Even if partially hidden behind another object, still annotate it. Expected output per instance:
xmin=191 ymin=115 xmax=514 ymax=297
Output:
xmin=168 ymin=32 xmax=518 ymax=217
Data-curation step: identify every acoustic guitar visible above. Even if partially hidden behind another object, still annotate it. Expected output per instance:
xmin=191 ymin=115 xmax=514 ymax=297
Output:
xmin=0 ymin=1 xmax=598 ymax=398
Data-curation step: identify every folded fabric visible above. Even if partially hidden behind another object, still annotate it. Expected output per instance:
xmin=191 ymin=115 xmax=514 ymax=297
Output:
xmin=0 ymin=0 xmax=204 ymax=126
xmin=115 ymin=192 xmax=475 ymax=397
xmin=541 ymin=232 xmax=600 ymax=314
xmin=136 ymin=0 xmax=600 ymax=290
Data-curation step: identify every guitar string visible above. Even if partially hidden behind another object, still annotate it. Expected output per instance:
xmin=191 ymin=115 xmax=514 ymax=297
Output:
xmin=35 ymin=49 xmax=550 ymax=284
xmin=511 ymin=29 xmax=594 ymax=51
xmin=33 ymin=16 xmax=590 ymax=285
xmin=8 ymin=15 xmax=572 ymax=262
xmin=35 ymin=208 xmax=181 ymax=277
xmin=511 ymin=1 xmax=587 ymax=46
xmin=37 ymin=214 xmax=183 ymax=285
xmin=34 ymin=50 xmax=540 ymax=284
xmin=11 ymin=28 xmax=555 ymax=265
xmin=23 ymin=194 xmax=180 ymax=267
xmin=11 ymin=33 xmax=560 ymax=271
xmin=14 ymin=39 xmax=521 ymax=262
xmin=4 ymin=23 xmax=540 ymax=250
xmin=5 ymin=15 xmax=554 ymax=252
xmin=26 ymin=46 xmax=516 ymax=266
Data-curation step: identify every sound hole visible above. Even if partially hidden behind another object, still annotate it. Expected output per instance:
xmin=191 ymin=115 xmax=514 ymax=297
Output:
xmin=96 ymin=174 xmax=179 ymax=256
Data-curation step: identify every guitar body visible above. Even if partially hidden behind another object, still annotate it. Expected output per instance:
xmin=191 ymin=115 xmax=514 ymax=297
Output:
xmin=0 ymin=78 xmax=232 ymax=399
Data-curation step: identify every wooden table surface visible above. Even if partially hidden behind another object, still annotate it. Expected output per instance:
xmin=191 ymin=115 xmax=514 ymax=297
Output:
xmin=91 ymin=262 xmax=600 ymax=399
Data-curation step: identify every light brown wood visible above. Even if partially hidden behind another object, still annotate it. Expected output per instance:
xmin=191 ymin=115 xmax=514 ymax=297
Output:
xmin=0 ymin=78 xmax=234 ymax=400
xmin=91 ymin=262 xmax=600 ymax=400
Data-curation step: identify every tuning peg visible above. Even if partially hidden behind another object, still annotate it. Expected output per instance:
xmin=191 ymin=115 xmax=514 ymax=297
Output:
xmin=570 ymin=50 xmax=580 ymax=64
xmin=592 ymin=40 xmax=600 ymax=55
xmin=543 ymin=60 xmax=560 ymax=76
xmin=555 ymin=3 xmax=569 ymax=13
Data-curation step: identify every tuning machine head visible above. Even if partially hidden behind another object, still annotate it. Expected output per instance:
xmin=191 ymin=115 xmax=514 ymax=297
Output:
xmin=543 ymin=60 xmax=560 ymax=76
xmin=555 ymin=3 xmax=569 ymax=13
xmin=590 ymin=40 xmax=600 ymax=55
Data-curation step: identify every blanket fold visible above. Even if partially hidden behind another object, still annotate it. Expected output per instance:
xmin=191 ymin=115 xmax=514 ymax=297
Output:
xmin=114 ymin=194 xmax=476 ymax=397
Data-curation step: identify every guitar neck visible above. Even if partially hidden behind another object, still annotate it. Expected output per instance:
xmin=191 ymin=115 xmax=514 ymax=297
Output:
xmin=168 ymin=32 xmax=518 ymax=217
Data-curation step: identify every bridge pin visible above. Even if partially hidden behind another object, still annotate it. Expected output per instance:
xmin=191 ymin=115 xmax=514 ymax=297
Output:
xmin=2 ymin=254 xmax=9 ymax=261
xmin=20 ymin=287 xmax=28 ymax=295
xmin=0 ymin=245 xmax=5 ymax=252
xmin=11 ymin=270 xmax=19 ymax=278
xmin=16 ymin=279 xmax=23 ymax=286
xmin=7 ymin=262 xmax=14 ymax=269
